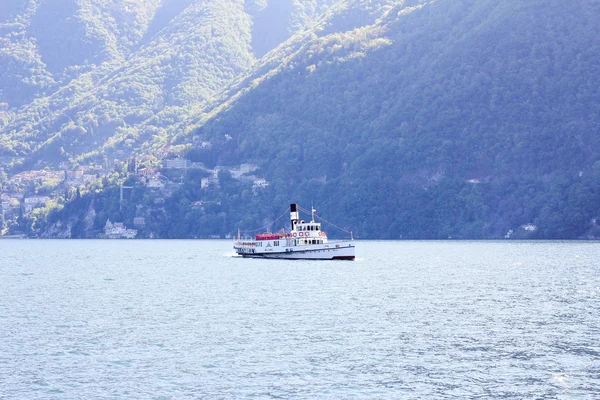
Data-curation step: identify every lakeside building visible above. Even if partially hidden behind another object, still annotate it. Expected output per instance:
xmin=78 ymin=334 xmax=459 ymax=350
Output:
xmin=23 ymin=196 xmax=51 ymax=213
xmin=104 ymin=219 xmax=137 ymax=239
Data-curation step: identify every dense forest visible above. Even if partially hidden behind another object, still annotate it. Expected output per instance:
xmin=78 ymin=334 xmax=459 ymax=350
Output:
xmin=2 ymin=0 xmax=600 ymax=239
xmin=182 ymin=0 xmax=600 ymax=239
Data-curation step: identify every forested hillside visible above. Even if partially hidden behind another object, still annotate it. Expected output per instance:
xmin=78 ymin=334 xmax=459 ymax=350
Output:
xmin=0 ymin=0 xmax=334 ymax=165
xmin=177 ymin=0 xmax=600 ymax=239
xmin=3 ymin=0 xmax=600 ymax=239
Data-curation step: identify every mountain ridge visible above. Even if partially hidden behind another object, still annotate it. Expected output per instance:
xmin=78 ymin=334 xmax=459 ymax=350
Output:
xmin=2 ymin=0 xmax=600 ymax=239
xmin=169 ymin=0 xmax=600 ymax=239
xmin=0 ymin=0 xmax=335 ymax=164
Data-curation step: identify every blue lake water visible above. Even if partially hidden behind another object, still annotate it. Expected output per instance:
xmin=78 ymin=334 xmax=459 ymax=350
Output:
xmin=1 ymin=240 xmax=599 ymax=399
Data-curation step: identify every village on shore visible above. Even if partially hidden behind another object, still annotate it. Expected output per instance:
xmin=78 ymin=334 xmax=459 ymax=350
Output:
xmin=0 ymin=152 xmax=269 ymax=238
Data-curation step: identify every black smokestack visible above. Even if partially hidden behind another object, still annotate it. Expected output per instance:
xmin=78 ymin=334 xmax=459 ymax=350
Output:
xmin=290 ymin=203 xmax=299 ymax=230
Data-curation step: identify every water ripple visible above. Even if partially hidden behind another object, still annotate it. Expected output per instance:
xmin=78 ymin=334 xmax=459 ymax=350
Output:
xmin=1 ymin=240 xmax=599 ymax=398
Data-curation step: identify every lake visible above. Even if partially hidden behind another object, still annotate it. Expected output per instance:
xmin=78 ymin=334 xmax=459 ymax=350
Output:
xmin=1 ymin=240 xmax=599 ymax=399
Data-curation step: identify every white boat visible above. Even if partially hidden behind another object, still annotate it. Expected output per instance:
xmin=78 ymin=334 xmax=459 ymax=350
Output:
xmin=233 ymin=204 xmax=355 ymax=260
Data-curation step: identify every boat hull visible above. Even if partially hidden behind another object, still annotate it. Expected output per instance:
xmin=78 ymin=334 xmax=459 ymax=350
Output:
xmin=235 ymin=243 xmax=355 ymax=260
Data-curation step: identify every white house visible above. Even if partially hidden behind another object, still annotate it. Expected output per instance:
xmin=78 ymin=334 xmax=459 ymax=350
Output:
xmin=165 ymin=159 xmax=190 ymax=169
xmin=229 ymin=164 xmax=258 ymax=179
xmin=201 ymin=176 xmax=219 ymax=189
xmin=104 ymin=219 xmax=137 ymax=239
xmin=252 ymin=179 xmax=269 ymax=189
xmin=23 ymin=196 xmax=51 ymax=212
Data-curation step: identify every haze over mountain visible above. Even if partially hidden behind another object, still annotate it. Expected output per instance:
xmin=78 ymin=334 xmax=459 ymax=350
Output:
xmin=2 ymin=0 xmax=600 ymax=239
xmin=0 ymin=0 xmax=334 ymax=162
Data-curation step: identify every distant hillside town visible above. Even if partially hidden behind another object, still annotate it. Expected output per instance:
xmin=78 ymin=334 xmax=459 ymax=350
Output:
xmin=0 ymin=152 xmax=268 ymax=238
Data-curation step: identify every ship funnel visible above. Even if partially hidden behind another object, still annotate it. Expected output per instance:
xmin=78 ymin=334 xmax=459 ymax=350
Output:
xmin=290 ymin=204 xmax=299 ymax=230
